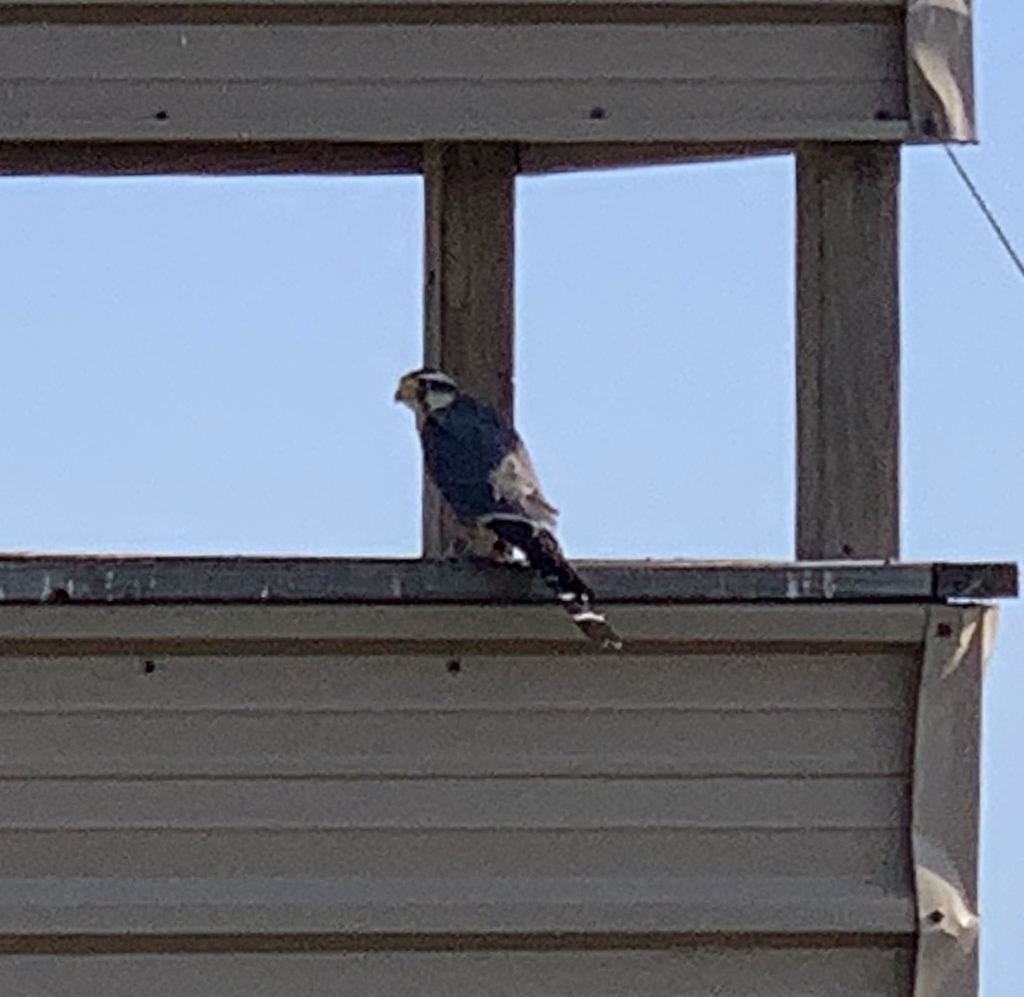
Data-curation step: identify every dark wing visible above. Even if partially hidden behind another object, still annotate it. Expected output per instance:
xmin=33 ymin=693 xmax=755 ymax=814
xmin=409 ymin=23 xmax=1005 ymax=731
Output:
xmin=421 ymin=395 xmax=518 ymax=523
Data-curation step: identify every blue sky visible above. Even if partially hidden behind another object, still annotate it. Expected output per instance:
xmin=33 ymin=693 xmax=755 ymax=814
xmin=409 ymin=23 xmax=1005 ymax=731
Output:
xmin=0 ymin=2 xmax=1021 ymax=990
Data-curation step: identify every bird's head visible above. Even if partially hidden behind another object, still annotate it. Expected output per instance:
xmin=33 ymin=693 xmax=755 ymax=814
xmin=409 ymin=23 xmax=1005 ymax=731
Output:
xmin=394 ymin=368 xmax=460 ymax=415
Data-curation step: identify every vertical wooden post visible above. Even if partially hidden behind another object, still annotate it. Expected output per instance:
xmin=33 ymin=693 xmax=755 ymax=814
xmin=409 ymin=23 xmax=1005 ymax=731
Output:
xmin=422 ymin=142 xmax=517 ymax=559
xmin=796 ymin=142 xmax=900 ymax=561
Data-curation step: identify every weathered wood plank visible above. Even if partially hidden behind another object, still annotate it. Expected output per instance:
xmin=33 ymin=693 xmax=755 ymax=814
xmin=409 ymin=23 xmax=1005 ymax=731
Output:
xmin=0 ymin=140 xmax=813 ymax=178
xmin=422 ymin=142 xmax=517 ymax=558
xmin=795 ymin=142 xmax=900 ymax=560
xmin=932 ymin=561 xmax=1016 ymax=600
xmin=0 ymin=557 xmax=1013 ymax=604
xmin=0 ymin=0 xmax=907 ymax=7
xmin=0 ymin=140 xmax=421 ymax=175
xmin=519 ymin=142 xmax=786 ymax=174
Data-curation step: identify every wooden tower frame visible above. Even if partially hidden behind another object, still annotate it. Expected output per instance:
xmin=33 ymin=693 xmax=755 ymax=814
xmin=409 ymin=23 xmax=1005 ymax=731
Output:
xmin=0 ymin=3 xmax=1010 ymax=997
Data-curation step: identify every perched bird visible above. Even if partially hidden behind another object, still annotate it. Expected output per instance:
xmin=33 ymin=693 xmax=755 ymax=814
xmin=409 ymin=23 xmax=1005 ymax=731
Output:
xmin=395 ymin=367 xmax=623 ymax=650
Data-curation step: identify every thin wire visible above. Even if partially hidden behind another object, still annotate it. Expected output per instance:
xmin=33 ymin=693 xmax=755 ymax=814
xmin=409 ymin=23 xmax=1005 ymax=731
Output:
xmin=943 ymin=143 xmax=1024 ymax=283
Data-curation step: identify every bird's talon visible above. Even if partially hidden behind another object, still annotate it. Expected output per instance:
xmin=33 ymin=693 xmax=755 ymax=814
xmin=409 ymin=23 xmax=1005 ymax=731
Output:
xmin=489 ymin=540 xmax=517 ymax=565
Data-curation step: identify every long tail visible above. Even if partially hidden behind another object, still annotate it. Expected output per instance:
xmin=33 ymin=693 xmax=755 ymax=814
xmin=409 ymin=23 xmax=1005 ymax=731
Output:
xmin=485 ymin=516 xmax=623 ymax=650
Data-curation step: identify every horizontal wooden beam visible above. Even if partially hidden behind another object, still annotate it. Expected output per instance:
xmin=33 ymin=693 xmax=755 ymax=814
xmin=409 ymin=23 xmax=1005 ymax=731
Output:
xmin=0 ymin=19 xmax=907 ymax=145
xmin=0 ymin=1 xmax=906 ymax=11
xmin=0 ymin=139 xmax=806 ymax=177
xmin=517 ymin=141 xmax=789 ymax=173
xmin=0 ymin=140 xmax=421 ymax=175
xmin=0 ymin=557 xmax=1013 ymax=605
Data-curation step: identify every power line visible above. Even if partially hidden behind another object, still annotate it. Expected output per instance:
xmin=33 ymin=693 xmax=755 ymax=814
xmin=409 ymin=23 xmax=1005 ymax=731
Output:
xmin=943 ymin=143 xmax=1024 ymax=284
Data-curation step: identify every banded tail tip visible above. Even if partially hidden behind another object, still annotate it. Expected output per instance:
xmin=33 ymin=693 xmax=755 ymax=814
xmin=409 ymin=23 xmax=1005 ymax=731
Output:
xmin=570 ymin=610 xmax=625 ymax=652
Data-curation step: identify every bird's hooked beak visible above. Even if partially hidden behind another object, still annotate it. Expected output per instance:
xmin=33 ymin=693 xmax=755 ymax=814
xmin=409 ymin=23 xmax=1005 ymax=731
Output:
xmin=394 ymin=373 xmax=418 ymax=406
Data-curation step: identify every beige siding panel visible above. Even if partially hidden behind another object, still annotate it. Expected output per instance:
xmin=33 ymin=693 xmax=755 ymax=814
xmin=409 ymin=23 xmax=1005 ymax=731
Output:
xmin=0 ymin=827 xmax=909 ymax=880
xmin=0 ymin=652 xmax=915 ymax=710
xmin=0 ymin=875 xmax=911 ymax=935
xmin=0 ymin=950 xmax=914 ymax=997
xmin=0 ymin=705 xmax=911 ymax=778
xmin=0 ymin=603 xmax=932 ymax=957
xmin=0 ymin=831 xmax=911 ymax=934
xmin=0 ymin=80 xmax=906 ymax=143
xmin=0 ymin=827 xmax=907 ymax=884
xmin=0 ymin=23 xmax=906 ymax=142
xmin=0 ymin=777 xmax=905 ymax=830
xmin=1 ymin=0 xmax=906 ymax=7
xmin=0 ymin=25 xmax=899 ymax=81
xmin=0 ymin=603 xmax=930 ymax=646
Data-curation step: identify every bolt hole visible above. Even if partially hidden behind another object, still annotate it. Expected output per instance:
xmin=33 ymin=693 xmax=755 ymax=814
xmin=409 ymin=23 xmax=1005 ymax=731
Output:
xmin=142 ymin=660 xmax=157 ymax=674
xmin=153 ymin=109 xmax=169 ymax=121
xmin=841 ymin=544 xmax=854 ymax=557
xmin=875 ymin=109 xmax=894 ymax=121
xmin=936 ymin=622 xmax=953 ymax=638
xmin=46 ymin=587 xmax=71 ymax=604
xmin=446 ymin=658 xmax=462 ymax=675
xmin=926 ymin=910 xmax=944 ymax=925
xmin=588 ymin=107 xmax=607 ymax=120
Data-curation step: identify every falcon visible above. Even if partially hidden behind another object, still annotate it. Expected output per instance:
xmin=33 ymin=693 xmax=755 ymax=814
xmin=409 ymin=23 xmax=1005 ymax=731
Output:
xmin=395 ymin=367 xmax=623 ymax=650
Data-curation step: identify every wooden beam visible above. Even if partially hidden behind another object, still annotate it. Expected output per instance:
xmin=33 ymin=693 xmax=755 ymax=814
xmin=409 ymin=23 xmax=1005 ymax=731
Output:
xmin=0 ymin=141 xmax=421 ymax=176
xmin=422 ymin=142 xmax=517 ymax=558
xmin=796 ymin=142 xmax=900 ymax=561
xmin=0 ymin=556 xmax=1014 ymax=605
xmin=518 ymin=141 xmax=789 ymax=175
